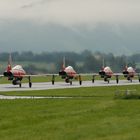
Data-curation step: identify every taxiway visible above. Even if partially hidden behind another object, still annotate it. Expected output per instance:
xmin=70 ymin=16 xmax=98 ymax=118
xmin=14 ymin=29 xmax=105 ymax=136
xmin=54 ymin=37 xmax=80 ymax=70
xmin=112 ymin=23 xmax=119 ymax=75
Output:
xmin=0 ymin=80 xmax=139 ymax=92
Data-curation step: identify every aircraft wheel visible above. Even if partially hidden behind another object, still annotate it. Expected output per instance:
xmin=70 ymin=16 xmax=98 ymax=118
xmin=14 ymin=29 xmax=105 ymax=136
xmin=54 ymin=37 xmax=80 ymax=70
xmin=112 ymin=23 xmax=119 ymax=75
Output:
xmin=78 ymin=75 xmax=82 ymax=85
xmin=19 ymin=83 xmax=21 ymax=88
xmin=70 ymin=81 xmax=72 ymax=85
xmin=52 ymin=75 xmax=55 ymax=85
xmin=92 ymin=75 xmax=95 ymax=83
xmin=29 ymin=82 xmax=32 ymax=88
xmin=52 ymin=80 xmax=54 ymax=85
xmin=52 ymin=81 xmax=54 ymax=85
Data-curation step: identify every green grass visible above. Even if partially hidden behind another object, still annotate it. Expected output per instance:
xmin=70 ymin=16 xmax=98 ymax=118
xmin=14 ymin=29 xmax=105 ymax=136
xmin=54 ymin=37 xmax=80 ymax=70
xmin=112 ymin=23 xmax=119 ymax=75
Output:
xmin=0 ymin=85 xmax=140 ymax=139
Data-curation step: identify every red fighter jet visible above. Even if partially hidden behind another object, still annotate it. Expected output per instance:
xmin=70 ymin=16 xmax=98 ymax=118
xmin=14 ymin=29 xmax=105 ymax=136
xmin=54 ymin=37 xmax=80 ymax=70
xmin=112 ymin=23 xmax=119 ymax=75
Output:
xmin=58 ymin=57 xmax=82 ymax=85
xmin=97 ymin=64 xmax=140 ymax=84
xmin=3 ymin=54 xmax=32 ymax=88
xmin=92 ymin=58 xmax=118 ymax=83
xmin=98 ymin=66 xmax=119 ymax=83
xmin=122 ymin=66 xmax=140 ymax=82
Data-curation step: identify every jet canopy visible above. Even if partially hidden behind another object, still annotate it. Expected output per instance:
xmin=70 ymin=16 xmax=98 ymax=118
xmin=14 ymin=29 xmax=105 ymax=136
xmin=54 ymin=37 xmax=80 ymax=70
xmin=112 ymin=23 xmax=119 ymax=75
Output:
xmin=65 ymin=66 xmax=74 ymax=71
xmin=104 ymin=67 xmax=112 ymax=73
xmin=12 ymin=65 xmax=24 ymax=71
xmin=127 ymin=67 xmax=135 ymax=73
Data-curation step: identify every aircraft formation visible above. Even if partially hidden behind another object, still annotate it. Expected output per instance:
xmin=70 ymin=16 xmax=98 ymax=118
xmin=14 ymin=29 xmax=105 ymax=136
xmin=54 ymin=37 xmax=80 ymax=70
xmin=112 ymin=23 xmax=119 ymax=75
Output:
xmin=1 ymin=55 xmax=140 ymax=88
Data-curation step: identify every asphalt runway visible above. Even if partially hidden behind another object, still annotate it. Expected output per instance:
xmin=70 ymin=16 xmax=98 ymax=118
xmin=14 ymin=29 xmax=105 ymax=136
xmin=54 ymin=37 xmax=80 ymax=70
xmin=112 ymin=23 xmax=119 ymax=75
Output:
xmin=0 ymin=80 xmax=139 ymax=92
xmin=0 ymin=80 xmax=139 ymax=99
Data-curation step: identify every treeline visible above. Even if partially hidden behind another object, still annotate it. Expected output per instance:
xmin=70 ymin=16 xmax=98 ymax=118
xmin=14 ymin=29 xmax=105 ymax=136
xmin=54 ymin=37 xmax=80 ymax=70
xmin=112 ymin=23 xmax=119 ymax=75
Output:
xmin=0 ymin=50 xmax=139 ymax=73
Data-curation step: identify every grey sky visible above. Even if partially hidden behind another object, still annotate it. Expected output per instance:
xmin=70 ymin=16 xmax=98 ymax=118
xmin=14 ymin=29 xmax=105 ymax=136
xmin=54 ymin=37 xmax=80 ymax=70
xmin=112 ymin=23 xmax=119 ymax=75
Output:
xmin=0 ymin=0 xmax=140 ymax=26
xmin=0 ymin=0 xmax=140 ymax=54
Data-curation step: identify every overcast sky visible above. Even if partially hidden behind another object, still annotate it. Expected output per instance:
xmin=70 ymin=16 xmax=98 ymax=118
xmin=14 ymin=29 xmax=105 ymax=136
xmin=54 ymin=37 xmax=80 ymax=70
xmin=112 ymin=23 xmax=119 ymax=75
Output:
xmin=0 ymin=0 xmax=140 ymax=26
xmin=0 ymin=0 xmax=140 ymax=54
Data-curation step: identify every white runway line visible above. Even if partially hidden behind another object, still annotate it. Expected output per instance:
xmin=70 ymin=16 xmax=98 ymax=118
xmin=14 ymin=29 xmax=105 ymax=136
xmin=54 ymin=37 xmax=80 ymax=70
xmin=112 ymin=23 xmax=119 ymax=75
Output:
xmin=0 ymin=95 xmax=73 ymax=99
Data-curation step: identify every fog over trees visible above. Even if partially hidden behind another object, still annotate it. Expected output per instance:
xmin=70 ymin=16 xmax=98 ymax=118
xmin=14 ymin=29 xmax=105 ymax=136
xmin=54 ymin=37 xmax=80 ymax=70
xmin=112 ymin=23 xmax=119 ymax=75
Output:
xmin=0 ymin=50 xmax=139 ymax=74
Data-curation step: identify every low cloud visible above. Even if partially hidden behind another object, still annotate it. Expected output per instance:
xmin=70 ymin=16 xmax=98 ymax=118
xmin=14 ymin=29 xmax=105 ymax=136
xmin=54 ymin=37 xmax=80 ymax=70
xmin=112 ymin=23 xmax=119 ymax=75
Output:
xmin=0 ymin=0 xmax=140 ymax=26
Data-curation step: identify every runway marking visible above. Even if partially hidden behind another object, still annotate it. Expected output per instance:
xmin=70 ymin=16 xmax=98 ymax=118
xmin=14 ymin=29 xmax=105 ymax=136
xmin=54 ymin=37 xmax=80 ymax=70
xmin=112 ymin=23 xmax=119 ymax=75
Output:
xmin=0 ymin=95 xmax=74 ymax=100
xmin=0 ymin=95 xmax=97 ymax=100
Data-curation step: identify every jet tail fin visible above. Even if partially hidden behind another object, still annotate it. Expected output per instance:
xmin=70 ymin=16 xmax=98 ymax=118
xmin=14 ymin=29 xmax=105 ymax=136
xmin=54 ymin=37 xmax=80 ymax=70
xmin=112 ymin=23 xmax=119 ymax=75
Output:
xmin=124 ymin=65 xmax=128 ymax=71
xmin=62 ymin=56 xmax=66 ymax=70
xmin=101 ymin=58 xmax=105 ymax=70
xmin=7 ymin=54 xmax=12 ymax=72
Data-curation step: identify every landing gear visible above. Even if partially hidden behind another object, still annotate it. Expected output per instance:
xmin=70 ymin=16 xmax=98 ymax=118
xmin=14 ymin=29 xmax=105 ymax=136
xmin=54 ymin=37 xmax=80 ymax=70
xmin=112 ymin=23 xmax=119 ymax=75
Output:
xmin=138 ymin=74 xmax=140 ymax=82
xmin=116 ymin=75 xmax=119 ymax=84
xmin=12 ymin=78 xmax=22 ymax=88
xmin=29 ymin=82 xmax=32 ymax=88
xmin=28 ymin=76 xmax=32 ymax=88
xmin=127 ymin=77 xmax=132 ymax=82
xmin=70 ymin=80 xmax=72 ymax=85
xmin=19 ymin=83 xmax=21 ymax=88
xmin=92 ymin=75 xmax=95 ymax=83
xmin=52 ymin=80 xmax=54 ymax=85
xmin=52 ymin=75 xmax=55 ymax=85
xmin=79 ymin=75 xmax=82 ymax=85
xmin=65 ymin=78 xmax=73 ymax=85
xmin=104 ymin=78 xmax=109 ymax=83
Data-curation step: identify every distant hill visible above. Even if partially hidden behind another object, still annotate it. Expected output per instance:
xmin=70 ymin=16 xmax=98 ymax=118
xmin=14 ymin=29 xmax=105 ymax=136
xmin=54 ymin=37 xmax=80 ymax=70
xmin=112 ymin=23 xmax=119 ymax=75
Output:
xmin=0 ymin=22 xmax=140 ymax=55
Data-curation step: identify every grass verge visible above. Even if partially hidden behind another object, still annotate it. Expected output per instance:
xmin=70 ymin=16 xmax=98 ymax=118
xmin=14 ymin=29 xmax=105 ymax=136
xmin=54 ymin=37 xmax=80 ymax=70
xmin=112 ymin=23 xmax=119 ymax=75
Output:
xmin=0 ymin=85 xmax=140 ymax=139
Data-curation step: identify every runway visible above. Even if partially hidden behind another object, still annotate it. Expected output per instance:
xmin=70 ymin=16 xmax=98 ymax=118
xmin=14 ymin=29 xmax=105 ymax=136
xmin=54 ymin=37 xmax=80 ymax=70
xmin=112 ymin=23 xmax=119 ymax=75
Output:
xmin=0 ymin=80 xmax=139 ymax=92
xmin=0 ymin=80 xmax=139 ymax=99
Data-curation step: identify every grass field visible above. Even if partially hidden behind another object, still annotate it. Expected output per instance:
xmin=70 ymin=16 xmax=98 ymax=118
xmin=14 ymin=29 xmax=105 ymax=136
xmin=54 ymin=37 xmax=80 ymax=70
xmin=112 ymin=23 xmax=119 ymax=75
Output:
xmin=0 ymin=85 xmax=140 ymax=139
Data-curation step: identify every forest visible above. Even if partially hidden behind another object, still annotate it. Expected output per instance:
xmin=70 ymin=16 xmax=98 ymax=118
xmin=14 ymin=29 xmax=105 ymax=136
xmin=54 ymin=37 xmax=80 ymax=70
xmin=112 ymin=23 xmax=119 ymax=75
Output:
xmin=0 ymin=50 xmax=139 ymax=74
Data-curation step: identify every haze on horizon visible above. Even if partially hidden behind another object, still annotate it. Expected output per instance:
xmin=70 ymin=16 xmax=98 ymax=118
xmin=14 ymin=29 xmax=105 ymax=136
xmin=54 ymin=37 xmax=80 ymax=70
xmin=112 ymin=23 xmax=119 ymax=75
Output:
xmin=0 ymin=0 xmax=140 ymax=55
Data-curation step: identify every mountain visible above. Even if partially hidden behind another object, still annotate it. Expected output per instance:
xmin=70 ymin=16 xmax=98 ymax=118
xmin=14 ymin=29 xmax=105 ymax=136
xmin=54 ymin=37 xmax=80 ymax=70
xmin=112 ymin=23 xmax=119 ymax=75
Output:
xmin=0 ymin=21 xmax=140 ymax=55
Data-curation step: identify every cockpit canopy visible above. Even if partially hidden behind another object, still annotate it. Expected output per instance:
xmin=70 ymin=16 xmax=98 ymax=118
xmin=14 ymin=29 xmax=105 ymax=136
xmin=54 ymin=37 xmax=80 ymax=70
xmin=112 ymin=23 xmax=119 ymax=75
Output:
xmin=12 ymin=65 xmax=24 ymax=71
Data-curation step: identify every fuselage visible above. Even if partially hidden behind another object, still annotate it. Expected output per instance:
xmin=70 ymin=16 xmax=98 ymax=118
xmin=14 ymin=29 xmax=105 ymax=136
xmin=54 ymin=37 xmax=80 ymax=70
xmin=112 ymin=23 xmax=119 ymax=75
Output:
xmin=99 ymin=66 xmax=113 ymax=78
xmin=104 ymin=67 xmax=113 ymax=76
xmin=11 ymin=65 xmax=26 ymax=77
xmin=64 ymin=66 xmax=77 ymax=78
xmin=59 ymin=65 xmax=77 ymax=83
xmin=123 ymin=66 xmax=135 ymax=78
xmin=3 ymin=65 xmax=26 ymax=80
